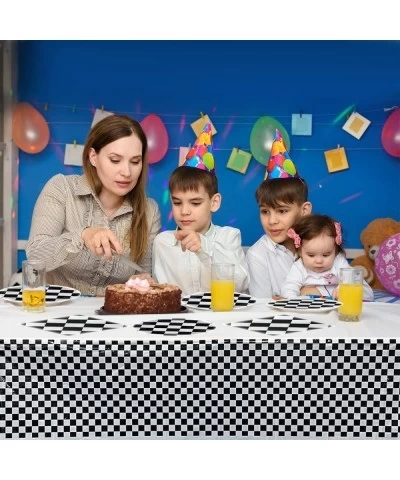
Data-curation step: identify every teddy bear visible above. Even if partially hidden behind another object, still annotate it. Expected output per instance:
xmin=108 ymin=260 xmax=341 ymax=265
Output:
xmin=350 ymin=218 xmax=400 ymax=289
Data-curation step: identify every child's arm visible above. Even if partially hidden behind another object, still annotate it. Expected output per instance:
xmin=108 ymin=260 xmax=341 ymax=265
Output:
xmin=281 ymin=263 xmax=304 ymax=298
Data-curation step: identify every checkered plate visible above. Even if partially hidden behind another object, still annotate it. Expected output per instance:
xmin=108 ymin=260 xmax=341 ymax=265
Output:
xmin=181 ymin=291 xmax=256 ymax=311
xmin=0 ymin=284 xmax=81 ymax=305
xmin=134 ymin=317 xmax=215 ymax=336
xmin=228 ymin=314 xmax=331 ymax=336
xmin=21 ymin=315 xmax=125 ymax=336
xmin=268 ymin=297 xmax=342 ymax=313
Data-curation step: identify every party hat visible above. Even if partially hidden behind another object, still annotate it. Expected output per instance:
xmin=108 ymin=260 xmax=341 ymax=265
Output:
xmin=183 ymin=122 xmax=215 ymax=174
xmin=265 ymin=129 xmax=299 ymax=179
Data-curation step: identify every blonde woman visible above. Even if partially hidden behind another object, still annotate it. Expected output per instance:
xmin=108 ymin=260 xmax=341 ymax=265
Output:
xmin=26 ymin=114 xmax=161 ymax=296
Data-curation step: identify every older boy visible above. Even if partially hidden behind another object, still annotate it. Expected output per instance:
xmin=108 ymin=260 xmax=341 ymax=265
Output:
xmin=152 ymin=166 xmax=248 ymax=296
xmin=247 ymin=130 xmax=312 ymax=298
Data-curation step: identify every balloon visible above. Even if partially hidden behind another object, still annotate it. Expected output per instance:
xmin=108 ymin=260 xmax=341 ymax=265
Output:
xmin=375 ymin=233 xmax=400 ymax=296
xmin=12 ymin=102 xmax=50 ymax=154
xmin=381 ymin=108 xmax=400 ymax=158
xmin=250 ymin=116 xmax=290 ymax=166
xmin=140 ymin=114 xmax=169 ymax=164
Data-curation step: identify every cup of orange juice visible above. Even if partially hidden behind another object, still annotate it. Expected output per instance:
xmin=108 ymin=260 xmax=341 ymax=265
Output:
xmin=22 ymin=260 xmax=46 ymax=313
xmin=211 ymin=263 xmax=235 ymax=312
xmin=338 ymin=267 xmax=363 ymax=322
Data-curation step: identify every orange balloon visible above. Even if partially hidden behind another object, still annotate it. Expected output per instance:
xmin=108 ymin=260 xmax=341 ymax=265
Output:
xmin=12 ymin=102 xmax=50 ymax=154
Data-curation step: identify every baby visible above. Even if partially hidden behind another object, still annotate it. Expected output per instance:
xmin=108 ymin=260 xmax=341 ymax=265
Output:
xmin=281 ymin=214 xmax=374 ymax=301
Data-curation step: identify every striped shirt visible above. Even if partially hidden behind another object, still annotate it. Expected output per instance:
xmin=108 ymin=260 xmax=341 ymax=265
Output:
xmin=26 ymin=174 xmax=161 ymax=296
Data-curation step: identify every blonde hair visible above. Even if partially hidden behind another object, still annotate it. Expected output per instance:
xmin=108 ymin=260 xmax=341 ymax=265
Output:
xmin=82 ymin=114 xmax=149 ymax=261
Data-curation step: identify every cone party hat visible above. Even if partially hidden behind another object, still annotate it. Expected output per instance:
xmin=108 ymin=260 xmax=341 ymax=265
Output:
xmin=265 ymin=129 xmax=299 ymax=179
xmin=183 ymin=122 xmax=215 ymax=174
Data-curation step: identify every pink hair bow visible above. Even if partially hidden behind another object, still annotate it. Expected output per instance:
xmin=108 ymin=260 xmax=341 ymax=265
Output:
xmin=334 ymin=222 xmax=342 ymax=245
xmin=287 ymin=228 xmax=301 ymax=248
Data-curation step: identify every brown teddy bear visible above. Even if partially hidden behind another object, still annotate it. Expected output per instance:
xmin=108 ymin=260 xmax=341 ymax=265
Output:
xmin=351 ymin=218 xmax=400 ymax=289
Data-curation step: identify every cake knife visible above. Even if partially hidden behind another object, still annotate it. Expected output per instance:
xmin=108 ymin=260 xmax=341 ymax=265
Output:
xmin=115 ymin=254 xmax=144 ymax=273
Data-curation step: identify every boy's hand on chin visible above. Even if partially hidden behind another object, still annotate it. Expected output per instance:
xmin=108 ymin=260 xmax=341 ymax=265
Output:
xmin=175 ymin=229 xmax=201 ymax=253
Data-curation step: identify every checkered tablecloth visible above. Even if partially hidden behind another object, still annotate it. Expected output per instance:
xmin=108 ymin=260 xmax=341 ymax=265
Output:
xmin=1 ymin=297 xmax=400 ymax=439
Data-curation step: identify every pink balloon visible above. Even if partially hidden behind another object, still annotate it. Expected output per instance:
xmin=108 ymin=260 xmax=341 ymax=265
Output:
xmin=375 ymin=233 xmax=400 ymax=296
xmin=140 ymin=114 xmax=169 ymax=164
xmin=381 ymin=108 xmax=400 ymax=158
xmin=12 ymin=102 xmax=50 ymax=154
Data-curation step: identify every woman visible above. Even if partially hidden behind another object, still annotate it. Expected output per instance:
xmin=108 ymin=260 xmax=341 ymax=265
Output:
xmin=26 ymin=114 xmax=161 ymax=296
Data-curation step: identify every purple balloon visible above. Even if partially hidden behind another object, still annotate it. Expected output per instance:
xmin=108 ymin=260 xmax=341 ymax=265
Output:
xmin=375 ymin=233 xmax=400 ymax=296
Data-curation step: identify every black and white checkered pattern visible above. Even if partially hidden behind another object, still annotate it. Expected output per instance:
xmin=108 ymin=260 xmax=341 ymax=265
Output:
xmin=22 ymin=316 xmax=125 ymax=336
xmin=268 ymin=297 xmax=341 ymax=311
xmin=0 ymin=285 xmax=81 ymax=304
xmin=134 ymin=318 xmax=215 ymax=336
xmin=181 ymin=292 xmax=256 ymax=310
xmin=229 ymin=315 xmax=331 ymax=336
xmin=1 ymin=338 xmax=399 ymax=439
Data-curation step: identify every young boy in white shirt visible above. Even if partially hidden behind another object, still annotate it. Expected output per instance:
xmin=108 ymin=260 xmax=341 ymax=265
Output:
xmin=246 ymin=129 xmax=312 ymax=298
xmin=153 ymin=123 xmax=249 ymax=295
xmin=152 ymin=165 xmax=249 ymax=296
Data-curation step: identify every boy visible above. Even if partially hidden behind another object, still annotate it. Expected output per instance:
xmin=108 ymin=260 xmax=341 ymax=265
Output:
xmin=246 ymin=130 xmax=312 ymax=298
xmin=152 ymin=124 xmax=248 ymax=296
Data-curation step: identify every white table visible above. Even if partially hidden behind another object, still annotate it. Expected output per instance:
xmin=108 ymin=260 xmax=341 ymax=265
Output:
xmin=1 ymin=296 xmax=399 ymax=439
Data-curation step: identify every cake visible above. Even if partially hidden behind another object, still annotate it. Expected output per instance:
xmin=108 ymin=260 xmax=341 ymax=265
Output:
xmin=104 ymin=274 xmax=182 ymax=314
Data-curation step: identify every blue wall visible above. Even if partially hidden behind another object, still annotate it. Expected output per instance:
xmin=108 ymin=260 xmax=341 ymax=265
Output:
xmin=17 ymin=40 xmax=400 ymax=266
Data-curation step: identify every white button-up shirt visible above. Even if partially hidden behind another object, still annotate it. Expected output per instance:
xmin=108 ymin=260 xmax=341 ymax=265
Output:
xmin=152 ymin=223 xmax=249 ymax=296
xmin=246 ymin=234 xmax=296 ymax=298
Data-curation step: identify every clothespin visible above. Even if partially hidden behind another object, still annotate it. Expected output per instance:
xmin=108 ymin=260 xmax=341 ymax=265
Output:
xmin=72 ymin=104 xmax=76 ymax=113
xmin=236 ymin=145 xmax=241 ymax=153
xmin=337 ymin=144 xmax=341 ymax=150
xmin=44 ymin=103 xmax=48 ymax=111
xmin=101 ymin=105 xmax=105 ymax=112
xmin=73 ymin=140 xmax=77 ymax=148
xmin=299 ymin=109 xmax=303 ymax=118
xmin=200 ymin=111 xmax=204 ymax=118
xmin=383 ymin=105 xmax=399 ymax=112
xmin=188 ymin=143 xmax=191 ymax=149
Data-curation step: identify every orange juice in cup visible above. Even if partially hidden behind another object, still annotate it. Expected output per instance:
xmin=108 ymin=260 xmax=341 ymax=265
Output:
xmin=22 ymin=289 xmax=46 ymax=311
xmin=211 ymin=263 xmax=235 ymax=312
xmin=22 ymin=260 xmax=46 ymax=313
xmin=338 ymin=267 xmax=363 ymax=322
xmin=211 ymin=279 xmax=235 ymax=311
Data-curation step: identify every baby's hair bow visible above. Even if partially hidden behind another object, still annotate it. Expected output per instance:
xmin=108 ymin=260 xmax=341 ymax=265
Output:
xmin=334 ymin=222 xmax=342 ymax=245
xmin=287 ymin=228 xmax=301 ymax=248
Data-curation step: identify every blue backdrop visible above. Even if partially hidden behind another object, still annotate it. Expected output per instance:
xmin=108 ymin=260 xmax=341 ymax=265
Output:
xmin=17 ymin=40 xmax=400 ymax=266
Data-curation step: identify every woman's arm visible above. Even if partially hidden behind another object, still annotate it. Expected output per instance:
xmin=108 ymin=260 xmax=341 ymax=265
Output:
xmin=26 ymin=175 xmax=87 ymax=272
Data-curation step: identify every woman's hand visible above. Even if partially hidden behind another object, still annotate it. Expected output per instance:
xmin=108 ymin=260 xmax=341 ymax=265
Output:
xmin=81 ymin=227 xmax=123 ymax=260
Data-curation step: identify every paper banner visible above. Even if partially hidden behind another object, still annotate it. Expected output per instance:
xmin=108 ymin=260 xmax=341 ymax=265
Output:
xmin=190 ymin=114 xmax=217 ymax=137
xmin=178 ymin=146 xmax=190 ymax=166
xmin=91 ymin=108 xmax=114 ymax=128
xmin=227 ymin=148 xmax=252 ymax=174
xmin=291 ymin=113 xmax=312 ymax=136
xmin=342 ymin=112 xmax=371 ymax=139
xmin=324 ymin=147 xmax=349 ymax=173
xmin=64 ymin=143 xmax=84 ymax=166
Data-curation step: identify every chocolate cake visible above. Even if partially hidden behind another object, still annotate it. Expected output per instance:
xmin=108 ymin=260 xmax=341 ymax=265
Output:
xmin=104 ymin=275 xmax=182 ymax=314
